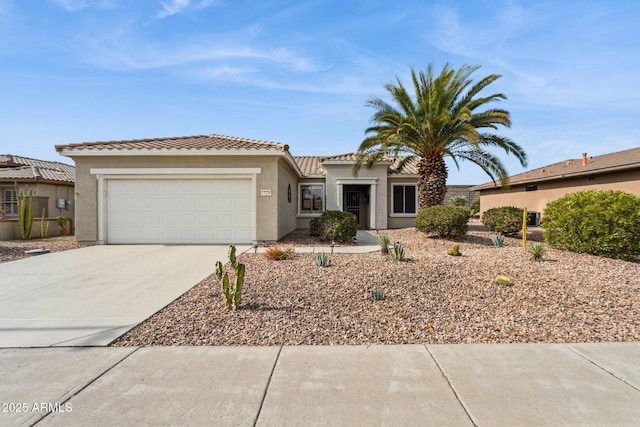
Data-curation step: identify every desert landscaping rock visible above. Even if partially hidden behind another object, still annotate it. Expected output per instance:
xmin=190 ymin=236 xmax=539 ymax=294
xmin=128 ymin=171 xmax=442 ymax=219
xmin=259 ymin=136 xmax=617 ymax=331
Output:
xmin=113 ymin=226 xmax=640 ymax=346
xmin=0 ymin=236 xmax=80 ymax=263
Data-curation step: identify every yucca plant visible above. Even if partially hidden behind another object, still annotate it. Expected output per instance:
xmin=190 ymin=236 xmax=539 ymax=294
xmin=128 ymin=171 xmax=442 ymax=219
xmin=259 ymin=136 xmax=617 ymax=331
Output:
xmin=390 ymin=242 xmax=405 ymax=261
xmin=377 ymin=234 xmax=390 ymax=254
xmin=492 ymin=234 xmax=504 ymax=247
xmin=528 ymin=242 xmax=544 ymax=261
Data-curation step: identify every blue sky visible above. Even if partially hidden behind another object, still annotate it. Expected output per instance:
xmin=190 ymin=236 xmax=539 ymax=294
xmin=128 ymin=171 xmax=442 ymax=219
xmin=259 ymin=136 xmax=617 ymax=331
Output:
xmin=1 ymin=0 xmax=638 ymax=184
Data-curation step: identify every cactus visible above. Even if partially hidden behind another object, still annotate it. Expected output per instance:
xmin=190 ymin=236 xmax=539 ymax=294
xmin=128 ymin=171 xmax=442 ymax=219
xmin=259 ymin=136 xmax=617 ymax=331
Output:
xmin=315 ymin=251 xmax=330 ymax=267
xmin=492 ymin=234 xmax=504 ymax=247
xmin=215 ymin=245 xmax=245 ymax=310
xmin=391 ymin=242 xmax=405 ymax=261
xmin=40 ymin=208 xmax=49 ymax=239
xmin=15 ymin=183 xmax=34 ymax=240
xmin=495 ymin=275 xmax=513 ymax=286
xmin=371 ymin=287 xmax=385 ymax=301
xmin=447 ymin=244 xmax=462 ymax=256
xmin=377 ymin=234 xmax=390 ymax=254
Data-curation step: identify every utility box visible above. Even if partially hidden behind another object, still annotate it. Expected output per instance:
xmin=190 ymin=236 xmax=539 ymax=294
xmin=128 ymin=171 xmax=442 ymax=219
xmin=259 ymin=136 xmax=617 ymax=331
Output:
xmin=57 ymin=198 xmax=70 ymax=209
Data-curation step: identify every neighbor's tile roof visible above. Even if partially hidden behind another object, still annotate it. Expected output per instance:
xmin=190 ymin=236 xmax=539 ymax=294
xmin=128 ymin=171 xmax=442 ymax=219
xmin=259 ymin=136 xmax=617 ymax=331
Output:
xmin=293 ymin=153 xmax=419 ymax=177
xmin=55 ymin=134 xmax=289 ymax=153
xmin=471 ymin=147 xmax=640 ymax=190
xmin=0 ymin=155 xmax=75 ymax=183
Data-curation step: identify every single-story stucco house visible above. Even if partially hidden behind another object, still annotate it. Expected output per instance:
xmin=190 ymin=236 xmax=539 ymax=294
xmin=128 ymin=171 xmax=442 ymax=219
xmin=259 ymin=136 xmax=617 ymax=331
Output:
xmin=56 ymin=134 xmax=476 ymax=245
xmin=470 ymin=147 xmax=640 ymax=225
xmin=0 ymin=154 xmax=75 ymax=239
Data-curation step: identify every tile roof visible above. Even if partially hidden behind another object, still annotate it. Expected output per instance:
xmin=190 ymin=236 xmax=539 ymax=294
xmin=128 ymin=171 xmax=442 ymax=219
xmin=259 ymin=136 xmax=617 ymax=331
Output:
xmin=55 ymin=134 xmax=289 ymax=153
xmin=293 ymin=153 xmax=419 ymax=177
xmin=0 ymin=155 xmax=75 ymax=183
xmin=471 ymin=147 xmax=640 ymax=190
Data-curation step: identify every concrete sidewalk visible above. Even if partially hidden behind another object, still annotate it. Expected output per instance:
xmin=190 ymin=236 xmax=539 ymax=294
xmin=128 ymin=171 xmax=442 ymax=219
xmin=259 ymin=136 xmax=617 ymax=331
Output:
xmin=1 ymin=343 xmax=639 ymax=426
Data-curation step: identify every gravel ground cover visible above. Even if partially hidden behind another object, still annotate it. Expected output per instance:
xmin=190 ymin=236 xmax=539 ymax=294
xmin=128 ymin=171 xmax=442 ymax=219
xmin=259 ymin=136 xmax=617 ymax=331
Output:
xmin=0 ymin=236 xmax=81 ymax=263
xmin=114 ymin=225 xmax=640 ymax=346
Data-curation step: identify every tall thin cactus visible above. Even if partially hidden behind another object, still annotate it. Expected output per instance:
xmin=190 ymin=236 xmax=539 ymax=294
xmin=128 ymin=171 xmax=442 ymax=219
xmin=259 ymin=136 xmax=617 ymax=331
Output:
xmin=215 ymin=245 xmax=245 ymax=310
xmin=15 ymin=183 xmax=34 ymax=240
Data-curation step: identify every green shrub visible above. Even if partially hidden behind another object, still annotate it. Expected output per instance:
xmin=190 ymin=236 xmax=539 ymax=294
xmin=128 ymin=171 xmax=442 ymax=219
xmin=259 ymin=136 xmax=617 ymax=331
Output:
xmin=470 ymin=199 xmax=480 ymax=216
xmin=541 ymin=190 xmax=640 ymax=260
xmin=309 ymin=210 xmax=358 ymax=242
xmin=482 ymin=206 xmax=523 ymax=235
xmin=448 ymin=196 xmax=467 ymax=206
xmin=416 ymin=205 xmax=470 ymax=237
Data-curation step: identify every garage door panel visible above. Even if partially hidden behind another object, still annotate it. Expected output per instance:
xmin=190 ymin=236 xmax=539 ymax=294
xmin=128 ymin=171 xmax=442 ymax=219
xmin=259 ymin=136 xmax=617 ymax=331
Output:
xmin=106 ymin=179 xmax=253 ymax=244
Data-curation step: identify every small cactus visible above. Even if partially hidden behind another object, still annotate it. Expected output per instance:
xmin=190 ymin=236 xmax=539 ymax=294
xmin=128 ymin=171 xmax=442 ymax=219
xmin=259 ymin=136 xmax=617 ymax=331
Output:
xmin=390 ymin=242 xmax=405 ymax=261
xmin=495 ymin=275 xmax=512 ymax=286
xmin=371 ymin=287 xmax=385 ymax=301
xmin=315 ymin=251 xmax=330 ymax=267
xmin=215 ymin=245 xmax=245 ymax=310
xmin=447 ymin=244 xmax=462 ymax=256
xmin=492 ymin=234 xmax=504 ymax=247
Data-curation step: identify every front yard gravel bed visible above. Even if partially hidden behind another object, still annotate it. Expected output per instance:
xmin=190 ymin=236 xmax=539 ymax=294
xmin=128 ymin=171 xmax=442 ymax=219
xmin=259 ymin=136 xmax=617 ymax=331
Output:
xmin=0 ymin=237 xmax=81 ymax=263
xmin=114 ymin=227 xmax=640 ymax=346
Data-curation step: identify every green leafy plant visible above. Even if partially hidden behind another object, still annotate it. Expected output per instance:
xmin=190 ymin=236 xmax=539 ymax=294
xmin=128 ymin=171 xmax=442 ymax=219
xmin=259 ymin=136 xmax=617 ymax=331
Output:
xmin=56 ymin=216 xmax=68 ymax=229
xmin=482 ymin=206 xmax=523 ymax=235
xmin=541 ymin=190 xmax=640 ymax=260
xmin=15 ymin=183 xmax=34 ymax=240
xmin=495 ymin=275 xmax=512 ymax=286
xmin=447 ymin=244 xmax=462 ymax=256
xmin=214 ymin=245 xmax=245 ymax=310
xmin=315 ymin=251 xmax=330 ymax=267
xmin=492 ymin=233 xmax=504 ymax=247
xmin=416 ymin=205 xmax=471 ymax=237
xmin=264 ymin=245 xmax=295 ymax=261
xmin=371 ymin=287 xmax=385 ymax=301
xmin=470 ymin=199 xmax=480 ymax=216
xmin=40 ymin=209 xmax=49 ymax=239
xmin=528 ymin=242 xmax=544 ymax=261
xmin=448 ymin=195 xmax=467 ymax=207
xmin=309 ymin=210 xmax=358 ymax=242
xmin=377 ymin=234 xmax=390 ymax=254
xmin=390 ymin=242 xmax=405 ymax=261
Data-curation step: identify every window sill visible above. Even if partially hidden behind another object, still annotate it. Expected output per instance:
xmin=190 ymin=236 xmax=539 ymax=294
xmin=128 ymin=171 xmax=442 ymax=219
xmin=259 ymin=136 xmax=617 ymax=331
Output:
xmin=297 ymin=213 xmax=322 ymax=218
xmin=389 ymin=213 xmax=417 ymax=218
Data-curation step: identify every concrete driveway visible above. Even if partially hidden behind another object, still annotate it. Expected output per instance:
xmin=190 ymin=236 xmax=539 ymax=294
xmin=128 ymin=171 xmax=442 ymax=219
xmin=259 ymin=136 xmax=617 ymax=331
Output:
xmin=0 ymin=245 xmax=242 ymax=347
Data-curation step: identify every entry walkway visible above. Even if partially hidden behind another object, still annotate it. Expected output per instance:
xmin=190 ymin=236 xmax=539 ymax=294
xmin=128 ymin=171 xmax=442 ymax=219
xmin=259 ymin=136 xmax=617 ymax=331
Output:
xmin=1 ymin=343 xmax=638 ymax=426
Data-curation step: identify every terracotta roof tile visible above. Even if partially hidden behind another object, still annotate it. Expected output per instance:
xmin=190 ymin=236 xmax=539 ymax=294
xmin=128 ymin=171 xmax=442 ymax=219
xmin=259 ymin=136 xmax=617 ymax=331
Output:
xmin=293 ymin=153 xmax=418 ymax=177
xmin=0 ymin=155 xmax=75 ymax=183
xmin=55 ymin=134 xmax=289 ymax=153
xmin=472 ymin=147 xmax=640 ymax=190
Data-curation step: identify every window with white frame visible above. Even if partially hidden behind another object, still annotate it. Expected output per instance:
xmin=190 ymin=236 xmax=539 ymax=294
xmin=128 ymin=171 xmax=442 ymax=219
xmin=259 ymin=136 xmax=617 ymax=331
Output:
xmin=392 ymin=184 xmax=417 ymax=215
xmin=299 ymin=184 xmax=324 ymax=215
xmin=1 ymin=188 xmax=17 ymax=216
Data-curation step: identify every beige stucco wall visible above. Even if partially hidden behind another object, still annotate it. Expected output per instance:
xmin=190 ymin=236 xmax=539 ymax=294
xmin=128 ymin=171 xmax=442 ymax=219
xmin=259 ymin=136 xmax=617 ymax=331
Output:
xmin=68 ymin=155 xmax=287 ymax=244
xmin=276 ymin=158 xmax=299 ymax=240
xmin=478 ymin=169 xmax=640 ymax=217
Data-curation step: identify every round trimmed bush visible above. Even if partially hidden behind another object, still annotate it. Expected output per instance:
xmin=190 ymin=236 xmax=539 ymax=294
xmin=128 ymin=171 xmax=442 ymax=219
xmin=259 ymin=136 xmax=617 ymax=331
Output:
xmin=482 ymin=206 xmax=523 ymax=235
xmin=416 ymin=205 xmax=471 ymax=237
xmin=541 ymin=190 xmax=640 ymax=260
xmin=309 ymin=210 xmax=358 ymax=242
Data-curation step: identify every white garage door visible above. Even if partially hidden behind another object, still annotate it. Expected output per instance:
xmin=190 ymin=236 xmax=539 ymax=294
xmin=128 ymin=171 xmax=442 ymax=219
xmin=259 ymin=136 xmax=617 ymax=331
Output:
xmin=106 ymin=179 xmax=253 ymax=244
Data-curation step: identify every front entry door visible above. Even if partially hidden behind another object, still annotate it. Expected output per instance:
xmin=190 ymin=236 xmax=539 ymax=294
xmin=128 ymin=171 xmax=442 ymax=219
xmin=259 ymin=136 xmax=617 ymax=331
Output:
xmin=344 ymin=186 xmax=369 ymax=229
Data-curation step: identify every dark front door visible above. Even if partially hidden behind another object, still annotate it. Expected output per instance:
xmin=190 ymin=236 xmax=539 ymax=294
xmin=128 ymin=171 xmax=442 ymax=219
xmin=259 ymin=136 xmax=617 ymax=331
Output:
xmin=344 ymin=185 xmax=369 ymax=229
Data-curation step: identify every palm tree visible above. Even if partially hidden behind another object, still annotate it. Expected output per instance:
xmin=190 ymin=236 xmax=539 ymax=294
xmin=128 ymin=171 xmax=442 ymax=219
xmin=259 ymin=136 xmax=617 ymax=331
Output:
xmin=353 ymin=63 xmax=528 ymax=210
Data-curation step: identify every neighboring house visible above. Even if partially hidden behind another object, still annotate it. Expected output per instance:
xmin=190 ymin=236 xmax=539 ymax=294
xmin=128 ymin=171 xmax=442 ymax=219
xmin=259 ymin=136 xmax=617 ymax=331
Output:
xmin=0 ymin=154 xmax=75 ymax=240
xmin=470 ymin=148 xmax=640 ymax=225
xmin=56 ymin=134 xmax=476 ymax=245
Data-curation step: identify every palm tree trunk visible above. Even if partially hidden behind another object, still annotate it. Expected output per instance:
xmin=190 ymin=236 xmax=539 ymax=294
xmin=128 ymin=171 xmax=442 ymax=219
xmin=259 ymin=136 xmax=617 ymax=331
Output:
xmin=417 ymin=155 xmax=448 ymax=209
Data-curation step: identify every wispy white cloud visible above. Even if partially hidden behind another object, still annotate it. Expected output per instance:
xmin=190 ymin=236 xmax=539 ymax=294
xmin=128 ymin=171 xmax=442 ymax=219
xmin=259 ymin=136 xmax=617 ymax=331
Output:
xmin=50 ymin=0 xmax=115 ymax=12
xmin=156 ymin=0 xmax=216 ymax=19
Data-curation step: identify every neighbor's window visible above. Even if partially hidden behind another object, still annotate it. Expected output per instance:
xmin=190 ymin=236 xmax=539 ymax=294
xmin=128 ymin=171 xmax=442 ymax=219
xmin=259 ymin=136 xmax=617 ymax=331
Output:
xmin=525 ymin=185 xmax=538 ymax=192
xmin=392 ymin=184 xmax=416 ymax=214
xmin=299 ymin=184 xmax=324 ymax=215
xmin=1 ymin=188 xmax=17 ymax=216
